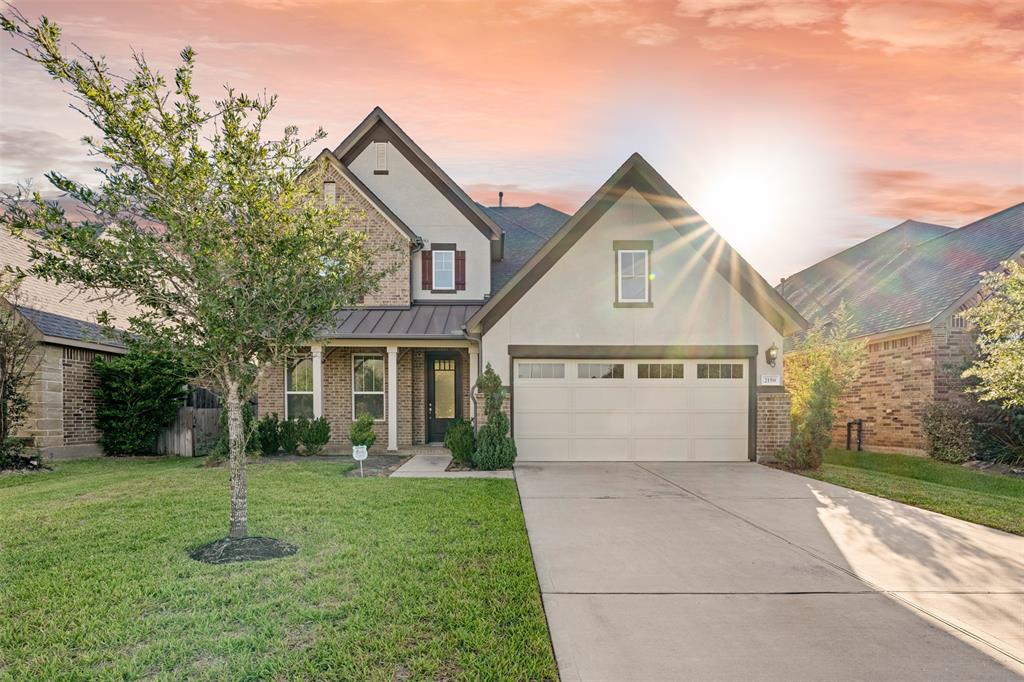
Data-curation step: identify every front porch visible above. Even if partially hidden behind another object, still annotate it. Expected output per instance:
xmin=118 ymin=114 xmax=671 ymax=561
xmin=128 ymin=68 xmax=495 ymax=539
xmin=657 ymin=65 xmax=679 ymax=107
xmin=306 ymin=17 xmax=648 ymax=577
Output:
xmin=256 ymin=341 xmax=479 ymax=452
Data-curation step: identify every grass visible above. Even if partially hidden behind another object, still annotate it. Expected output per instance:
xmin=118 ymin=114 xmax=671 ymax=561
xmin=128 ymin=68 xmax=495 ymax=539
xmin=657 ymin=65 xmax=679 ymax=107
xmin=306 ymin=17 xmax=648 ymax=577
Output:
xmin=800 ymin=449 xmax=1024 ymax=535
xmin=0 ymin=457 xmax=557 ymax=680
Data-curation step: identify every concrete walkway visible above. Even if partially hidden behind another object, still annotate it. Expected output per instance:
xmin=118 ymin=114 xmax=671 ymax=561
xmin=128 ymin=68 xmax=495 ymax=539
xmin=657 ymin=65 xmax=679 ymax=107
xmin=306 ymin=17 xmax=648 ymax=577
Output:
xmin=516 ymin=462 xmax=1024 ymax=681
xmin=390 ymin=453 xmax=513 ymax=479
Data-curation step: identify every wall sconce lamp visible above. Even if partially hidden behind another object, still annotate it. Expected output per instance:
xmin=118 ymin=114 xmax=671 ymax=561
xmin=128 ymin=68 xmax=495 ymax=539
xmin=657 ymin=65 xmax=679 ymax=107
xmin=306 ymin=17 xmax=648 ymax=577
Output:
xmin=765 ymin=342 xmax=778 ymax=368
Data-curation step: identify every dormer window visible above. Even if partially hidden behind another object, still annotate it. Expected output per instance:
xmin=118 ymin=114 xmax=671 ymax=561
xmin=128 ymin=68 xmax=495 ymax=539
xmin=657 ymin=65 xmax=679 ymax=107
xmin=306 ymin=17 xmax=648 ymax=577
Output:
xmin=323 ymin=180 xmax=336 ymax=206
xmin=613 ymin=240 xmax=653 ymax=307
xmin=421 ymin=244 xmax=465 ymax=293
xmin=373 ymin=142 xmax=388 ymax=175
xmin=433 ymin=250 xmax=455 ymax=290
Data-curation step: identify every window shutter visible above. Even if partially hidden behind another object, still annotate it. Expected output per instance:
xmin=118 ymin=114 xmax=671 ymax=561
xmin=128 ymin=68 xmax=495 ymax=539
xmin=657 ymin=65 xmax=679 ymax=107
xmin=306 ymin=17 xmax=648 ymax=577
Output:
xmin=421 ymin=250 xmax=433 ymax=290
xmin=455 ymin=250 xmax=466 ymax=290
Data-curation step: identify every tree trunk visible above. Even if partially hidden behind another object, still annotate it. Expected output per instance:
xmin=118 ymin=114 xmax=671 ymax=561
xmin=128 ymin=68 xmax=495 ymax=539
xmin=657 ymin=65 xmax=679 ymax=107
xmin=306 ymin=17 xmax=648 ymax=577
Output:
xmin=225 ymin=382 xmax=248 ymax=539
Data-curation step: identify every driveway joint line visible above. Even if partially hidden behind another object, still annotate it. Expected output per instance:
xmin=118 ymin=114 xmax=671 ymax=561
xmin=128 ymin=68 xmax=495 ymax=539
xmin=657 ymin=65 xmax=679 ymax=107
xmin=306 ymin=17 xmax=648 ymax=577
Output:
xmin=633 ymin=463 xmax=1024 ymax=666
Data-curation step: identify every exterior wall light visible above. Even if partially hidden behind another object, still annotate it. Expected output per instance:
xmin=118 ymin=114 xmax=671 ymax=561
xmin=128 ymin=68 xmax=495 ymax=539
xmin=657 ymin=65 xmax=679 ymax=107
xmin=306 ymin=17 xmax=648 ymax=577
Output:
xmin=765 ymin=342 xmax=778 ymax=368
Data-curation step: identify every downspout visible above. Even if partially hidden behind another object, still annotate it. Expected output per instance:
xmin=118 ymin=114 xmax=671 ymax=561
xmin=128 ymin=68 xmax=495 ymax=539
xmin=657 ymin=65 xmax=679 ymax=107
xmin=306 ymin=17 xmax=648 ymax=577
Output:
xmin=409 ymin=236 xmax=424 ymax=300
xmin=462 ymin=324 xmax=482 ymax=432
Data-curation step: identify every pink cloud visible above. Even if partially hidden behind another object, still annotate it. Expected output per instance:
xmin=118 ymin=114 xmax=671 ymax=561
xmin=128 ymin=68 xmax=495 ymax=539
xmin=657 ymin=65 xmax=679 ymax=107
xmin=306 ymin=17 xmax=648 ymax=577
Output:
xmin=857 ymin=168 xmax=1024 ymax=222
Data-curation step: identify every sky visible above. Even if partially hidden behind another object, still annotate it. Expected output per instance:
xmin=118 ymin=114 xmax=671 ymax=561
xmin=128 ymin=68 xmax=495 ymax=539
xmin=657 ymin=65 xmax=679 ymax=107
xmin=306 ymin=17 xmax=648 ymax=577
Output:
xmin=1 ymin=0 xmax=1022 ymax=283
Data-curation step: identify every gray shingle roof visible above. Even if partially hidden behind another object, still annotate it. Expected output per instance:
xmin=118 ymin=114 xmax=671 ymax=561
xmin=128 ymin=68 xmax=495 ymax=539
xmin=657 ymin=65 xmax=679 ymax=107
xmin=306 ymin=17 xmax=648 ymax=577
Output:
xmin=17 ymin=306 xmax=126 ymax=349
xmin=483 ymin=203 xmax=570 ymax=291
xmin=322 ymin=303 xmax=481 ymax=339
xmin=781 ymin=203 xmax=1024 ymax=337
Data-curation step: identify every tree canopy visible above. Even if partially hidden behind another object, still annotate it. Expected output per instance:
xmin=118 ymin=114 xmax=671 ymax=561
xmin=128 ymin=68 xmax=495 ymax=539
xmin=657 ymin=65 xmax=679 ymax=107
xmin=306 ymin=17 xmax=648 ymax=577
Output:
xmin=963 ymin=260 xmax=1024 ymax=409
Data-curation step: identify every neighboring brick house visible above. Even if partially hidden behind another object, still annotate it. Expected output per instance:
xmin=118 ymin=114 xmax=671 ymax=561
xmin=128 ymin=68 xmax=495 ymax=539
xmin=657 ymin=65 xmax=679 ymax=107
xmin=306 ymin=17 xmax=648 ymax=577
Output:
xmin=2 ymin=225 xmax=139 ymax=459
xmin=779 ymin=204 xmax=1024 ymax=454
xmin=254 ymin=107 xmax=806 ymax=461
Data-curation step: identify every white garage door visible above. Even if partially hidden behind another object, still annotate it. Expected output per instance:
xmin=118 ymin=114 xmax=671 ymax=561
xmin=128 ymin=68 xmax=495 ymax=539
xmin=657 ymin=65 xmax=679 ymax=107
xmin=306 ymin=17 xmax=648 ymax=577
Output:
xmin=513 ymin=358 xmax=750 ymax=462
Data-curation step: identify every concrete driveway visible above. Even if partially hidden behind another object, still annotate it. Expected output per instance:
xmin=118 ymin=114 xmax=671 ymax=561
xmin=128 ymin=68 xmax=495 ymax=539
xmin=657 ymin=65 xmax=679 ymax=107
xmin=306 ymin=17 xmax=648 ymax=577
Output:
xmin=516 ymin=462 xmax=1024 ymax=681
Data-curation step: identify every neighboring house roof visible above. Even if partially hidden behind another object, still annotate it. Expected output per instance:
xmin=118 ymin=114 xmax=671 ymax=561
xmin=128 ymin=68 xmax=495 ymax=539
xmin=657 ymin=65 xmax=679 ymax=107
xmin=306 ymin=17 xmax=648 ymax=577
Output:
xmin=467 ymin=153 xmax=807 ymax=337
xmin=1 ymin=227 xmax=136 ymax=351
xmin=323 ymin=303 xmax=481 ymax=339
xmin=333 ymin=107 xmax=503 ymax=242
xmin=483 ymin=203 xmax=570 ymax=291
xmin=315 ymin=150 xmax=418 ymax=242
xmin=780 ymin=219 xmax=954 ymax=324
xmin=780 ymin=202 xmax=1024 ymax=338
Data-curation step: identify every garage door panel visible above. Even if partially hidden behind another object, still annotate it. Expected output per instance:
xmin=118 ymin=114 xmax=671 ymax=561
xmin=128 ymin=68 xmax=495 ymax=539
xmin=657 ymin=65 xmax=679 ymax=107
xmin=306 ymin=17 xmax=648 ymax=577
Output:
xmin=516 ymin=386 xmax=572 ymax=411
xmin=692 ymin=437 xmax=748 ymax=461
xmin=518 ymin=437 xmax=571 ymax=461
xmin=574 ymin=412 xmax=630 ymax=436
xmin=633 ymin=387 xmax=691 ymax=412
xmin=572 ymin=386 xmax=631 ymax=411
xmin=632 ymin=411 xmax=691 ymax=436
xmin=691 ymin=386 xmax=747 ymax=411
xmin=635 ymin=438 xmax=692 ymax=461
xmin=692 ymin=412 xmax=748 ymax=437
xmin=572 ymin=437 xmax=630 ymax=461
xmin=517 ymin=411 xmax=571 ymax=436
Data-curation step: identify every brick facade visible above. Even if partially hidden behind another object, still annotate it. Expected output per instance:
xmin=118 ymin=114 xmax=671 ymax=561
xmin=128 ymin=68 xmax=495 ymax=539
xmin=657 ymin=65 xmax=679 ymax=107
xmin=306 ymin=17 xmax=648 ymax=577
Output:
xmin=323 ymin=164 xmax=410 ymax=307
xmin=256 ymin=346 xmax=471 ymax=452
xmin=756 ymin=389 xmax=791 ymax=461
xmin=61 ymin=348 xmax=113 ymax=446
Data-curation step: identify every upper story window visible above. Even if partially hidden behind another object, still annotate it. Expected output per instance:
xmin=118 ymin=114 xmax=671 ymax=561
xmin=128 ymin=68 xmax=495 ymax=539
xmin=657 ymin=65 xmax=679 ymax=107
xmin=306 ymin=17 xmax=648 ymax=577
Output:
xmin=373 ymin=142 xmax=388 ymax=174
xmin=613 ymin=240 xmax=652 ymax=307
xmin=433 ymin=250 xmax=455 ymax=290
xmin=421 ymin=244 xmax=465 ymax=293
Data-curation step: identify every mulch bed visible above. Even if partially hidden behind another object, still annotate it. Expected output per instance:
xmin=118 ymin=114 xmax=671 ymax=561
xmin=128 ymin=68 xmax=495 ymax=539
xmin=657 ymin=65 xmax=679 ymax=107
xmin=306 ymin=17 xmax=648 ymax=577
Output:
xmin=189 ymin=536 xmax=298 ymax=564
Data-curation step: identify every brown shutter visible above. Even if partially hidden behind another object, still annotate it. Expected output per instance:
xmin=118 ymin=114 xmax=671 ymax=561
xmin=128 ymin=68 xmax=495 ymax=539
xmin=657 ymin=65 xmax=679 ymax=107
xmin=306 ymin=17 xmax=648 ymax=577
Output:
xmin=421 ymin=250 xmax=432 ymax=290
xmin=455 ymin=250 xmax=466 ymax=290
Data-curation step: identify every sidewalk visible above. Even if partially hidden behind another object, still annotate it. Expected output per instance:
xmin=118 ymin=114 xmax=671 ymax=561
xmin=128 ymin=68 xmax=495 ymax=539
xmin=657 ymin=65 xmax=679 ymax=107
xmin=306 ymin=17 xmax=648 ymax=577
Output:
xmin=390 ymin=453 xmax=514 ymax=479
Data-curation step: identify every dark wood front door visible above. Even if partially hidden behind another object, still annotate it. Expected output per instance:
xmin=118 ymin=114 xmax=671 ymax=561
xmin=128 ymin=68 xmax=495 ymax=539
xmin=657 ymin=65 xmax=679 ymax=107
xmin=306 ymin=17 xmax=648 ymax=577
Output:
xmin=426 ymin=352 xmax=461 ymax=442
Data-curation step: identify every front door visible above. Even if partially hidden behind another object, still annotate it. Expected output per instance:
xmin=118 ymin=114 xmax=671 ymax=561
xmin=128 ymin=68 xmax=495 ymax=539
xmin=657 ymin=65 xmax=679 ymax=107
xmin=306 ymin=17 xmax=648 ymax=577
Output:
xmin=426 ymin=352 xmax=461 ymax=442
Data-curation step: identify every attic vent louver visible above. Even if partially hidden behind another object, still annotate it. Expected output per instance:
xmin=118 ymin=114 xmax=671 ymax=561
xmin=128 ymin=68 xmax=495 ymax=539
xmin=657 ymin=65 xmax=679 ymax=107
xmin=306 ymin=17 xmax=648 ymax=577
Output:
xmin=374 ymin=142 xmax=388 ymax=174
xmin=323 ymin=181 xmax=336 ymax=206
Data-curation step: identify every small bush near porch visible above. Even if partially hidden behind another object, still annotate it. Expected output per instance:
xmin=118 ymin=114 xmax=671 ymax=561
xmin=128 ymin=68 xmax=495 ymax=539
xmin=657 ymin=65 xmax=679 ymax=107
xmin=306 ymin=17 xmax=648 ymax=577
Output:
xmin=0 ymin=458 xmax=557 ymax=680
xmin=800 ymin=449 xmax=1024 ymax=535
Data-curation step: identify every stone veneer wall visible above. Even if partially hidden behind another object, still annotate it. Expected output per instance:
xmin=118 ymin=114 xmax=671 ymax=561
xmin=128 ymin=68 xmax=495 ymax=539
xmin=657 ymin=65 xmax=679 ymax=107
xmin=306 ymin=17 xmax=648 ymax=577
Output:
xmin=19 ymin=343 xmax=64 ymax=450
xmin=756 ymin=389 xmax=791 ymax=461
xmin=323 ymin=164 xmax=410 ymax=307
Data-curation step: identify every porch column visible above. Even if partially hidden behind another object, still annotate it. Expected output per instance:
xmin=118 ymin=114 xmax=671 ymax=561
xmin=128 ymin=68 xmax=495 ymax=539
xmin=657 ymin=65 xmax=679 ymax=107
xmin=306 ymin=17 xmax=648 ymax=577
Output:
xmin=311 ymin=344 xmax=323 ymax=419
xmin=386 ymin=345 xmax=398 ymax=452
xmin=468 ymin=347 xmax=479 ymax=425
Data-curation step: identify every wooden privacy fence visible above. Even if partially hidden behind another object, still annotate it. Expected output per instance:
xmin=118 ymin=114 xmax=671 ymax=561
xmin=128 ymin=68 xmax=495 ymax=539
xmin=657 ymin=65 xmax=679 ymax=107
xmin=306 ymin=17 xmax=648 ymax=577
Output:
xmin=156 ymin=406 xmax=222 ymax=457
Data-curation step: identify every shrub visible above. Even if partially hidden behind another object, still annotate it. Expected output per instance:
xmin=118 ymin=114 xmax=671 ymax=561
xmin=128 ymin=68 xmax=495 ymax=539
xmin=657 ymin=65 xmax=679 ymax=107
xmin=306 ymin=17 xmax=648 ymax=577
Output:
xmin=922 ymin=403 xmax=975 ymax=463
xmin=292 ymin=417 xmax=312 ymax=456
xmin=92 ymin=350 xmax=189 ymax=455
xmin=302 ymin=416 xmax=331 ymax=455
xmin=256 ymin=413 xmax=281 ymax=455
xmin=444 ymin=418 xmax=475 ymax=466
xmin=474 ymin=411 xmax=517 ymax=470
xmin=778 ymin=370 xmax=833 ymax=470
xmin=974 ymin=407 xmax=1024 ymax=466
xmin=0 ymin=438 xmax=43 ymax=470
xmin=350 ymin=413 xmax=376 ymax=449
xmin=279 ymin=419 xmax=302 ymax=455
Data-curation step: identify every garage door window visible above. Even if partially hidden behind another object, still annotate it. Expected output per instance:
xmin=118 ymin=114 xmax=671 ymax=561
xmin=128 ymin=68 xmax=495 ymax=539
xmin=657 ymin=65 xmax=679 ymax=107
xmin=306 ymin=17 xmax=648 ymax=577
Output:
xmin=638 ymin=362 xmax=684 ymax=379
xmin=518 ymin=363 xmax=565 ymax=379
xmin=697 ymin=363 xmax=744 ymax=379
xmin=578 ymin=362 xmax=624 ymax=379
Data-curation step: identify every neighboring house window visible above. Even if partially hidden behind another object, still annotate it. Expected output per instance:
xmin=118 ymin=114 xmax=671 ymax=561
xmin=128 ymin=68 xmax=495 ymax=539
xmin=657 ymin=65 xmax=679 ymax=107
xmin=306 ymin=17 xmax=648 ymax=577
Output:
xmin=638 ymin=363 xmax=684 ymax=379
xmin=286 ymin=357 xmax=314 ymax=419
xmin=353 ymin=354 xmax=385 ymax=420
xmin=613 ymin=241 xmax=652 ymax=306
xmin=374 ymin=142 xmax=388 ymax=174
xmin=518 ymin=363 xmax=565 ymax=379
xmin=421 ymin=245 xmax=466 ymax=292
xmin=696 ymin=363 xmax=744 ymax=379
xmin=323 ymin=180 xmax=336 ymax=206
xmin=578 ymin=363 xmax=624 ymax=379
xmin=951 ymin=313 xmax=967 ymax=329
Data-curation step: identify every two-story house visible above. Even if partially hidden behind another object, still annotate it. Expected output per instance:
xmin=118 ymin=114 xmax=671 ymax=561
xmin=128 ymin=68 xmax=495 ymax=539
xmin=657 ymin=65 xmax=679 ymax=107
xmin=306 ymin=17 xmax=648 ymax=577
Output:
xmin=255 ymin=107 xmax=806 ymax=462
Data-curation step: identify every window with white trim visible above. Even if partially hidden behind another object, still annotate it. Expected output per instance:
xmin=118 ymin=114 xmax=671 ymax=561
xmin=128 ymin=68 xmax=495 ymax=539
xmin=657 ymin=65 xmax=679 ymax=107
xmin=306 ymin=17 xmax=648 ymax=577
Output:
xmin=618 ymin=250 xmax=649 ymax=303
xmin=518 ymin=363 xmax=565 ymax=379
xmin=353 ymin=354 xmax=385 ymax=420
xmin=286 ymin=357 xmax=314 ymax=419
xmin=432 ymin=250 xmax=455 ymax=290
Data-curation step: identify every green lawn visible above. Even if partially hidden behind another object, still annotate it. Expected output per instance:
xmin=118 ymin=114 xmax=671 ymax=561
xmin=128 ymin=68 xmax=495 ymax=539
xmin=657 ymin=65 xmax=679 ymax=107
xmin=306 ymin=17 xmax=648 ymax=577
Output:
xmin=801 ymin=449 xmax=1024 ymax=535
xmin=0 ymin=458 xmax=557 ymax=680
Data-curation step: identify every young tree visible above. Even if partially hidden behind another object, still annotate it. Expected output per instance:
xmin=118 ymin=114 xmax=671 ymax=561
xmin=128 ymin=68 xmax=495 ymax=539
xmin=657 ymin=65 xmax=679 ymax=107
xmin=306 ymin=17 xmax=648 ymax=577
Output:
xmin=0 ymin=11 xmax=386 ymax=542
xmin=0 ymin=274 xmax=41 ymax=459
xmin=962 ymin=260 xmax=1024 ymax=409
xmin=781 ymin=301 xmax=866 ymax=468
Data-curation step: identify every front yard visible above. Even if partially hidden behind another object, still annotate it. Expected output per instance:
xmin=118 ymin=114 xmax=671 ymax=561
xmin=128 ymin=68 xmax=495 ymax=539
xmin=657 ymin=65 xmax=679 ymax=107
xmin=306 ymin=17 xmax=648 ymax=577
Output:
xmin=801 ymin=449 xmax=1024 ymax=535
xmin=0 ymin=458 xmax=557 ymax=680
